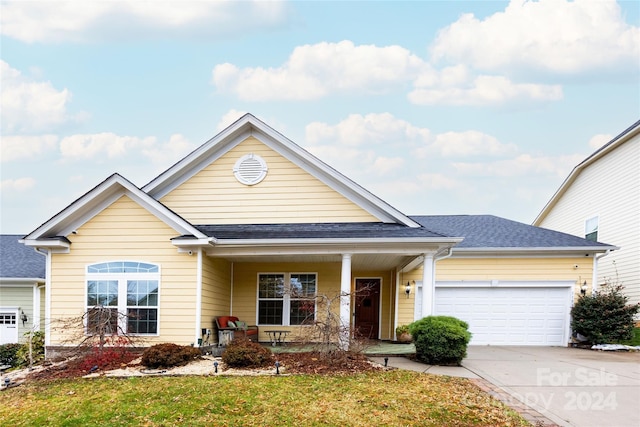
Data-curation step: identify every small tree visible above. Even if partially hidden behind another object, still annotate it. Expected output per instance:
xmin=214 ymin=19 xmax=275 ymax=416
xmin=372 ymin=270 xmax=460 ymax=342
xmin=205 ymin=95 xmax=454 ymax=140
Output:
xmin=571 ymin=283 xmax=639 ymax=344
xmin=52 ymin=306 xmax=145 ymax=368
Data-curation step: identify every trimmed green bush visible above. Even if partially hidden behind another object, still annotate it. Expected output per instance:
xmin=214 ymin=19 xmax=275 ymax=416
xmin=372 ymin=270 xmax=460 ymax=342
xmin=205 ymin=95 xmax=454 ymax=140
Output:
xmin=141 ymin=343 xmax=201 ymax=368
xmin=409 ymin=316 xmax=471 ymax=366
xmin=222 ymin=337 xmax=274 ymax=368
xmin=571 ymin=284 xmax=639 ymax=344
xmin=0 ymin=343 xmax=22 ymax=367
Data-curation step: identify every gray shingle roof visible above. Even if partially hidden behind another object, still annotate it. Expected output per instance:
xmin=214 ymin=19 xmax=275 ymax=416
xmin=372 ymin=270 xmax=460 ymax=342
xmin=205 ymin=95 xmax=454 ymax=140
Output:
xmin=410 ymin=215 xmax=614 ymax=249
xmin=0 ymin=235 xmax=46 ymax=279
xmin=191 ymin=215 xmax=614 ymax=250
xmin=194 ymin=222 xmax=449 ymax=239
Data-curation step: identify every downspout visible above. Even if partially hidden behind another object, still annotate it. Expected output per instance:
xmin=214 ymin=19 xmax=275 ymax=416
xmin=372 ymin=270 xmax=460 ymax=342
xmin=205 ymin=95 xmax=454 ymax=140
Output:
xmin=195 ymin=248 xmax=203 ymax=347
xmin=393 ymin=270 xmax=400 ymax=340
xmin=592 ymin=249 xmax=612 ymax=293
xmin=230 ymin=262 xmax=234 ymax=314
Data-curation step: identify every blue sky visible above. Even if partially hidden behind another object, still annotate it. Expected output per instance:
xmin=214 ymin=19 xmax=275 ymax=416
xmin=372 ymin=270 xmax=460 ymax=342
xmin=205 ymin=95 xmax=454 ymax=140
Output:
xmin=1 ymin=0 xmax=639 ymax=233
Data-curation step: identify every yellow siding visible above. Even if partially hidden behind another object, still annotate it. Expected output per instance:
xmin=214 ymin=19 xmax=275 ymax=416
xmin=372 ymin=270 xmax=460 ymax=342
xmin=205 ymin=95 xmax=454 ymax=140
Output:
xmin=49 ymin=195 xmax=198 ymax=346
xmin=396 ymin=256 xmax=594 ymax=327
xmin=201 ymin=256 xmax=231 ymax=337
xmin=160 ymin=137 xmax=378 ymax=224
xmin=231 ymin=262 xmax=342 ymax=342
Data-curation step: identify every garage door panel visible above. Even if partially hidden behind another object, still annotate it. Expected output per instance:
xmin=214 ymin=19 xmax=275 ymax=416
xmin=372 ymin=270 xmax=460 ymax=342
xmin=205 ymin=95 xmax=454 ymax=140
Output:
xmin=434 ymin=286 xmax=570 ymax=346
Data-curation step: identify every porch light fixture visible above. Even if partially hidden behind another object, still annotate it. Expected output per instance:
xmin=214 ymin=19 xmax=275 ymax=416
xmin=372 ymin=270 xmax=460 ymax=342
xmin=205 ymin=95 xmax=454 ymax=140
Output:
xmin=405 ymin=281 xmax=411 ymax=298
xmin=580 ymin=281 xmax=588 ymax=296
xmin=21 ymin=310 xmax=27 ymax=326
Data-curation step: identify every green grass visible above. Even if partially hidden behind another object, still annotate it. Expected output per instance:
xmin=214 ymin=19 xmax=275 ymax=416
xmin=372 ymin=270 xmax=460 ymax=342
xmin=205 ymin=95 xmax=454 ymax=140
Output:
xmin=619 ymin=327 xmax=640 ymax=346
xmin=0 ymin=371 xmax=530 ymax=426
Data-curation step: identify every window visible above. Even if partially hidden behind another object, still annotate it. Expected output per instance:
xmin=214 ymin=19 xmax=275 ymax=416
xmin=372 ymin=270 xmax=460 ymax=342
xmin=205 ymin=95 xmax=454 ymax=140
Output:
xmin=86 ymin=262 xmax=159 ymax=335
xmin=257 ymin=273 xmax=316 ymax=326
xmin=585 ymin=216 xmax=598 ymax=242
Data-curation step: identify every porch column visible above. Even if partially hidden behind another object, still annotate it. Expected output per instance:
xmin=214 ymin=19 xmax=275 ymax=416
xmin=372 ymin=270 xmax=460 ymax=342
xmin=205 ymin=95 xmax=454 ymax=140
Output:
xmin=194 ymin=248 xmax=203 ymax=347
xmin=421 ymin=253 xmax=435 ymax=318
xmin=340 ymin=253 xmax=352 ymax=350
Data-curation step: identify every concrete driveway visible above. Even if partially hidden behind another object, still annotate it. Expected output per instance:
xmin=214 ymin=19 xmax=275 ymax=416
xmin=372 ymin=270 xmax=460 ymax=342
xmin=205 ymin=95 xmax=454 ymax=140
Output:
xmin=463 ymin=346 xmax=640 ymax=427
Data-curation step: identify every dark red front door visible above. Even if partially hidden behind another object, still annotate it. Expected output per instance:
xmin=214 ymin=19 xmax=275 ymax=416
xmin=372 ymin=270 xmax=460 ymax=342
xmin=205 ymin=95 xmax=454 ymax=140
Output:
xmin=354 ymin=278 xmax=380 ymax=339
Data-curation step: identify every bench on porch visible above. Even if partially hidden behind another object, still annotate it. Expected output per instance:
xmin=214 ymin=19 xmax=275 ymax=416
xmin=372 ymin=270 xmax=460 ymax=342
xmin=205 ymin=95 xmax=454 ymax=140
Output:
xmin=215 ymin=316 xmax=259 ymax=343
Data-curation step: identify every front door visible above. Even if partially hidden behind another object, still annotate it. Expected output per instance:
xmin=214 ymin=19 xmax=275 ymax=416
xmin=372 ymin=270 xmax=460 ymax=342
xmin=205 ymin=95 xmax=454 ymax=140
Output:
xmin=354 ymin=278 xmax=380 ymax=339
xmin=0 ymin=310 xmax=19 ymax=344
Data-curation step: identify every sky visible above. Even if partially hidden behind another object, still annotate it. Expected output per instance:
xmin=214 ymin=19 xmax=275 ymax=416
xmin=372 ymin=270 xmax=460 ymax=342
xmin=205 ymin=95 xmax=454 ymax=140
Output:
xmin=1 ymin=0 xmax=639 ymax=234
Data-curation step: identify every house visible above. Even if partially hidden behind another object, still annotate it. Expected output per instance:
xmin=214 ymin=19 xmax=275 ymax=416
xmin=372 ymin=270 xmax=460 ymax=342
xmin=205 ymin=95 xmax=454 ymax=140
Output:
xmin=0 ymin=235 xmax=46 ymax=344
xmin=534 ymin=120 xmax=639 ymax=310
xmin=20 ymin=114 xmax=615 ymax=356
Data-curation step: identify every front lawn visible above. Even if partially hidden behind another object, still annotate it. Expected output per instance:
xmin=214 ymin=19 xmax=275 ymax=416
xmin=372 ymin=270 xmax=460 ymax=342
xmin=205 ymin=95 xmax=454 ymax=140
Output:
xmin=0 ymin=371 xmax=529 ymax=426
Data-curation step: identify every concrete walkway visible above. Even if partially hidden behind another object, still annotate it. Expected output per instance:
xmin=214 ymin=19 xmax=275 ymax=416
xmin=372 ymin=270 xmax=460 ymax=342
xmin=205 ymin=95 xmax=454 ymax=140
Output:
xmin=373 ymin=346 xmax=640 ymax=427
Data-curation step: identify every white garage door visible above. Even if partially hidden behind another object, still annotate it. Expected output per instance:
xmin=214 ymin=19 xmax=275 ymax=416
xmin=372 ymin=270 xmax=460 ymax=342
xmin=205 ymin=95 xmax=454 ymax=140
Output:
xmin=430 ymin=285 xmax=571 ymax=346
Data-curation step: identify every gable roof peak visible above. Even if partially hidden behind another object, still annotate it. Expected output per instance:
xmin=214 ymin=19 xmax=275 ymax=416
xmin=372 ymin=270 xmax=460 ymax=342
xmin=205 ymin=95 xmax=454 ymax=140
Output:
xmin=143 ymin=113 xmax=420 ymax=227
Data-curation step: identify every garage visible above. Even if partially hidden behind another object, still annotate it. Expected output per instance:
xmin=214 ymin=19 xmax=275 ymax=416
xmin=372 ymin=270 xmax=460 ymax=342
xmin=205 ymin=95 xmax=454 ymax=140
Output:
xmin=417 ymin=282 xmax=573 ymax=346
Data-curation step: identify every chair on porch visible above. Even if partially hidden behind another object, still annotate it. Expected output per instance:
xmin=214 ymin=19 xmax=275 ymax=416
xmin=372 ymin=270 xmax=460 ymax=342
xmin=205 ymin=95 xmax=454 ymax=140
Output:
xmin=215 ymin=316 xmax=259 ymax=343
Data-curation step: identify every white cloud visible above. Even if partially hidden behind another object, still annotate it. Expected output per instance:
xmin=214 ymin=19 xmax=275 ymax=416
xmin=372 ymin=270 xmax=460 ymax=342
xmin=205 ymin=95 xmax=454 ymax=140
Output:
xmin=427 ymin=131 xmax=518 ymax=158
xmin=306 ymin=113 xmax=431 ymax=146
xmin=0 ymin=177 xmax=36 ymax=191
xmin=588 ymin=134 xmax=613 ymax=150
xmin=142 ymin=134 xmax=196 ymax=166
xmin=409 ymin=74 xmax=562 ymax=106
xmin=216 ymin=109 xmax=248 ymax=131
xmin=430 ymin=0 xmax=640 ymax=74
xmin=60 ymin=133 xmax=156 ymax=161
xmin=1 ymin=0 xmax=289 ymax=43
xmin=0 ymin=135 xmax=58 ymax=162
xmin=1 ymin=61 xmax=75 ymax=133
xmin=212 ymin=41 xmax=426 ymax=101
xmin=452 ymin=154 xmax=584 ymax=178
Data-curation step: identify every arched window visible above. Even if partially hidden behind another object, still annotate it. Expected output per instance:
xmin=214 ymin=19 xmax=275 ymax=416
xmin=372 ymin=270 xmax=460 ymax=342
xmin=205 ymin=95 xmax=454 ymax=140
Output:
xmin=86 ymin=261 xmax=160 ymax=335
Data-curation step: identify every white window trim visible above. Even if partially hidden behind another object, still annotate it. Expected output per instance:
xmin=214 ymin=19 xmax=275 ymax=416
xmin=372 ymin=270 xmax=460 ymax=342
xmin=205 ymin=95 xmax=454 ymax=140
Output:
xmin=256 ymin=272 xmax=317 ymax=326
xmin=85 ymin=263 xmax=160 ymax=336
xmin=585 ymin=215 xmax=599 ymax=241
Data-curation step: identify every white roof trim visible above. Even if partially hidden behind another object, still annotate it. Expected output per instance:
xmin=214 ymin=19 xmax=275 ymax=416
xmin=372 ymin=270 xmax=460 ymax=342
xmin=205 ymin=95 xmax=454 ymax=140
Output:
xmin=143 ymin=113 xmax=420 ymax=227
xmin=534 ymin=120 xmax=640 ymax=225
xmin=23 ymin=174 xmax=205 ymax=242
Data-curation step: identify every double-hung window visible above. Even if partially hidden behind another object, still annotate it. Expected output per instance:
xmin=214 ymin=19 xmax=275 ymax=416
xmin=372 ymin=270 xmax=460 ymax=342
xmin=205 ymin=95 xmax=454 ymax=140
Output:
xmin=585 ymin=216 xmax=598 ymax=242
xmin=257 ymin=273 xmax=316 ymax=326
xmin=86 ymin=261 xmax=159 ymax=335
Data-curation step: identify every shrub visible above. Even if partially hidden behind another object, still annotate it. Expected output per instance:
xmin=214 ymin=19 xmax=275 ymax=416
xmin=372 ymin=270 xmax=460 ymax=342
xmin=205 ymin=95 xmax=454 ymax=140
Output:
xmin=571 ymin=284 xmax=639 ymax=344
xmin=0 ymin=343 xmax=22 ymax=367
xmin=79 ymin=335 xmax=137 ymax=371
xmin=141 ymin=343 xmax=201 ymax=369
xmin=16 ymin=331 xmax=46 ymax=367
xmin=222 ymin=337 xmax=274 ymax=368
xmin=409 ymin=316 xmax=471 ymax=366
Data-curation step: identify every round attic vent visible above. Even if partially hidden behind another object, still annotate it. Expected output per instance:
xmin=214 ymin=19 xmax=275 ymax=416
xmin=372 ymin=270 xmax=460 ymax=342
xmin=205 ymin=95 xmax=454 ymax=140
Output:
xmin=233 ymin=153 xmax=268 ymax=185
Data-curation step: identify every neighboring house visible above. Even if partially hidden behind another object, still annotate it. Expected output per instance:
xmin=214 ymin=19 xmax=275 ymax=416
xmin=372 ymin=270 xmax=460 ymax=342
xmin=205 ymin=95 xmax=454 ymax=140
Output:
xmin=534 ymin=120 xmax=640 ymax=309
xmin=0 ymin=235 xmax=46 ymax=344
xmin=21 ymin=114 xmax=615 ymax=356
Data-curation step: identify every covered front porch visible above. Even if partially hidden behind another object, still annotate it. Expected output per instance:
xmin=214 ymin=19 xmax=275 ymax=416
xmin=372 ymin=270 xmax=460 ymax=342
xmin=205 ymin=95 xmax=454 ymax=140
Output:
xmin=173 ymin=223 xmax=461 ymax=348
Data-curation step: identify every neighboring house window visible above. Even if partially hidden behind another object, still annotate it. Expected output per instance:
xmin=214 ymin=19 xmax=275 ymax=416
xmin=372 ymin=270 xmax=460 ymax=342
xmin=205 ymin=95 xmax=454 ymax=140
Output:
xmin=257 ymin=273 xmax=316 ymax=326
xmin=585 ymin=216 xmax=599 ymax=242
xmin=86 ymin=262 xmax=159 ymax=335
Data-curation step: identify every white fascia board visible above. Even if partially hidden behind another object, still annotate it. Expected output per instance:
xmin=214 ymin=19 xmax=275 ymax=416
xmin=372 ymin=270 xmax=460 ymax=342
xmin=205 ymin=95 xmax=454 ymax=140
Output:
xmin=171 ymin=238 xmax=215 ymax=247
xmin=21 ymin=238 xmax=70 ymax=251
xmin=450 ymin=245 xmax=618 ymax=257
xmin=251 ymin=131 xmax=420 ymax=227
xmin=143 ymin=128 xmax=252 ymax=198
xmin=142 ymin=114 xmax=419 ymax=227
xmin=0 ymin=278 xmax=45 ymax=286
xmin=24 ymin=174 xmax=204 ymax=241
xmin=534 ymin=121 xmax=640 ymax=225
xmin=208 ymin=238 xmax=461 ymax=257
